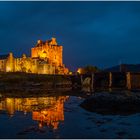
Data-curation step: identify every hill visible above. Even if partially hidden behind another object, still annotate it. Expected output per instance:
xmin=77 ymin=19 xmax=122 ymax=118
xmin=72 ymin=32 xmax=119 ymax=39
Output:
xmin=104 ymin=64 xmax=140 ymax=72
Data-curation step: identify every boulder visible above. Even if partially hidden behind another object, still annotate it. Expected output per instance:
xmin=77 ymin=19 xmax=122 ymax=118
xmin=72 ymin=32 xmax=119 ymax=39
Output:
xmin=80 ymin=92 xmax=140 ymax=115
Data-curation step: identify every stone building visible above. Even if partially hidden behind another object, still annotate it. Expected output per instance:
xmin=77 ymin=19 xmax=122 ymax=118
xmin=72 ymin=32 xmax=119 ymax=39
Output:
xmin=0 ymin=38 xmax=69 ymax=74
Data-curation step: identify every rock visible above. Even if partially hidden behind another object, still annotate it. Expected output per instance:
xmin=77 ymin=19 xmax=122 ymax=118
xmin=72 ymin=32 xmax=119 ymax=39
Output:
xmin=80 ymin=92 xmax=140 ymax=115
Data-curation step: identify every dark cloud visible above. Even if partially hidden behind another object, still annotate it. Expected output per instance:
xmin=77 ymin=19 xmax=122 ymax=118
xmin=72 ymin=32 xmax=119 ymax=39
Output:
xmin=1 ymin=1 xmax=140 ymax=71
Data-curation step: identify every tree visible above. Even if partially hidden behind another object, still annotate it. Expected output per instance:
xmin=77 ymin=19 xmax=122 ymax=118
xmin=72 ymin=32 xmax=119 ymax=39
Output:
xmin=84 ymin=65 xmax=100 ymax=74
xmin=77 ymin=65 xmax=101 ymax=74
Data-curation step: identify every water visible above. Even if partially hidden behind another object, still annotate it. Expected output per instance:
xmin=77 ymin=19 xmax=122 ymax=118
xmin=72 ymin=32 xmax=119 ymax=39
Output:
xmin=0 ymin=94 xmax=140 ymax=138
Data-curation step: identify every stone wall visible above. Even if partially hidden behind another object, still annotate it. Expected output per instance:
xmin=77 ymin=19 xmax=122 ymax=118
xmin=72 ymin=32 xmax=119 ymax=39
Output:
xmin=127 ymin=72 xmax=140 ymax=89
xmin=31 ymin=38 xmax=63 ymax=67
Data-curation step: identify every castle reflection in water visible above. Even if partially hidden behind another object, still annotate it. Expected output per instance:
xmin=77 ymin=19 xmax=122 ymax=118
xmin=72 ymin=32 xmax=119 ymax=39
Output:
xmin=0 ymin=96 xmax=69 ymax=130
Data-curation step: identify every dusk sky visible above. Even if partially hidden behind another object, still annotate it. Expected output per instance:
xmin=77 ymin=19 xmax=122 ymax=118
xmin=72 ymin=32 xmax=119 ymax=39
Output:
xmin=1 ymin=1 xmax=140 ymax=71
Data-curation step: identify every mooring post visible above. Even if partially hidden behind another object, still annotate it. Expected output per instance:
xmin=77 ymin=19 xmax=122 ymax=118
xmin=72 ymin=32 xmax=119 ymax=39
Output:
xmin=109 ymin=72 xmax=112 ymax=88
xmin=126 ymin=72 xmax=131 ymax=90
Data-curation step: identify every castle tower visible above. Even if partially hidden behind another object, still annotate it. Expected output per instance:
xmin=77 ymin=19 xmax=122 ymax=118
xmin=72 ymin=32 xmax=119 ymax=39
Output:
xmin=31 ymin=37 xmax=63 ymax=67
xmin=6 ymin=52 xmax=15 ymax=72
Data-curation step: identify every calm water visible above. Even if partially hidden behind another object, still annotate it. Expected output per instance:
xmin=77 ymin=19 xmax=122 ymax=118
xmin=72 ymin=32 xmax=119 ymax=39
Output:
xmin=0 ymin=93 xmax=140 ymax=138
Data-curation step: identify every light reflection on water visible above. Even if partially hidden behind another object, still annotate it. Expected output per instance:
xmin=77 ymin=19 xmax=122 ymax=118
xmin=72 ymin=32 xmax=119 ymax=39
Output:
xmin=0 ymin=96 xmax=69 ymax=130
xmin=1 ymin=95 xmax=140 ymax=139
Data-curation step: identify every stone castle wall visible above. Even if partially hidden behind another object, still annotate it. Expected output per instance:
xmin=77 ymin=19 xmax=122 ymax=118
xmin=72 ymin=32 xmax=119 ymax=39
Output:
xmin=0 ymin=38 xmax=69 ymax=74
xmin=31 ymin=38 xmax=63 ymax=67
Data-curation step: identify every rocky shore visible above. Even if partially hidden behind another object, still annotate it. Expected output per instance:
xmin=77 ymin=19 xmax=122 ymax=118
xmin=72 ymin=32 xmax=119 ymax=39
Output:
xmin=80 ymin=91 xmax=140 ymax=115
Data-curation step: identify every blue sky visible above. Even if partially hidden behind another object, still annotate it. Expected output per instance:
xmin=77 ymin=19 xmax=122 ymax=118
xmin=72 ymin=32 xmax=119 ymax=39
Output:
xmin=0 ymin=1 xmax=140 ymax=71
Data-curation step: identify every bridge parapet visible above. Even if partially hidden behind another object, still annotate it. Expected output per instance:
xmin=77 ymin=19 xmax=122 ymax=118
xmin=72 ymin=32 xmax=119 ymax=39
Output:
xmin=69 ymin=72 xmax=140 ymax=91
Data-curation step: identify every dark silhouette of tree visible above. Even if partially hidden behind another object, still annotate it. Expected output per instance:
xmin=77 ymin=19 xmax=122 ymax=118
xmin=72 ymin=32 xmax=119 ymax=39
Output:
xmin=84 ymin=65 xmax=100 ymax=74
xmin=77 ymin=65 xmax=101 ymax=74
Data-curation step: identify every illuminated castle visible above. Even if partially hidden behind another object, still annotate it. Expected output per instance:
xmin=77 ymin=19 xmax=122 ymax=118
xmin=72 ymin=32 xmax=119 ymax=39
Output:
xmin=0 ymin=38 xmax=69 ymax=74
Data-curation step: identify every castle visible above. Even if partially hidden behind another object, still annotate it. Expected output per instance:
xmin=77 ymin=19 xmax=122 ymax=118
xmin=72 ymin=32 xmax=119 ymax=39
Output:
xmin=0 ymin=38 xmax=69 ymax=74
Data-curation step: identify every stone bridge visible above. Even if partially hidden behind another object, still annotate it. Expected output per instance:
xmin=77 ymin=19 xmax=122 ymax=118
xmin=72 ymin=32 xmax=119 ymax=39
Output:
xmin=69 ymin=72 xmax=140 ymax=91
